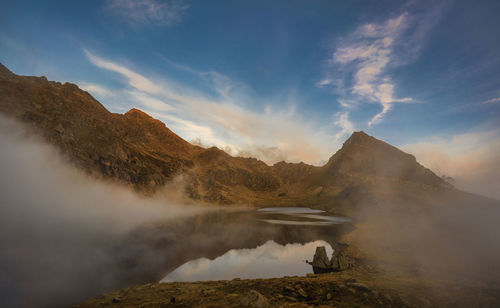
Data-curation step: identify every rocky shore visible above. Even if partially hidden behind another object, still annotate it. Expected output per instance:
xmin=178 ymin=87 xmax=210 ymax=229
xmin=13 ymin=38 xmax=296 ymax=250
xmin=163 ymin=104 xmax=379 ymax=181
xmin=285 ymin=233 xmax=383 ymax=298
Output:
xmin=77 ymin=262 xmax=500 ymax=307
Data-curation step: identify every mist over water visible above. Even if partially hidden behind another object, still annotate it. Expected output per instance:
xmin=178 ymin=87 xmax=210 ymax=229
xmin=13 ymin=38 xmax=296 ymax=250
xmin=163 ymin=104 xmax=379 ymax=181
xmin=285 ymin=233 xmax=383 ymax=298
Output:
xmin=0 ymin=115 xmax=207 ymax=307
xmin=0 ymin=115 xmax=350 ymax=307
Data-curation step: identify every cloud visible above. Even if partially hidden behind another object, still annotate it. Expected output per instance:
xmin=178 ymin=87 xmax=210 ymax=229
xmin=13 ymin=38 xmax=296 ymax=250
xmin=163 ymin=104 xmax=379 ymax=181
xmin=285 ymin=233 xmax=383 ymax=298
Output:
xmin=331 ymin=13 xmax=413 ymax=126
xmin=321 ymin=3 xmax=447 ymax=126
xmin=127 ymin=90 xmax=175 ymax=112
xmin=333 ymin=111 xmax=354 ymax=141
xmin=83 ymin=50 xmax=345 ymax=165
xmin=402 ymin=128 xmax=500 ymax=200
xmin=316 ymin=79 xmax=334 ymax=87
xmin=84 ymin=49 xmax=163 ymax=94
xmin=483 ymin=97 xmax=500 ymax=104
xmin=337 ymin=98 xmax=358 ymax=109
xmin=105 ymin=0 xmax=189 ymax=28
xmin=77 ymin=81 xmax=113 ymax=96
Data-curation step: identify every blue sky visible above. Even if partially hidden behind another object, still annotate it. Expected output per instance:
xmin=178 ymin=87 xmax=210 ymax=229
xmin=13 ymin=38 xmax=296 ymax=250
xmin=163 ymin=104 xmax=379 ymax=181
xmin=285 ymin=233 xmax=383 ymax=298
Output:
xmin=1 ymin=0 xmax=499 ymax=196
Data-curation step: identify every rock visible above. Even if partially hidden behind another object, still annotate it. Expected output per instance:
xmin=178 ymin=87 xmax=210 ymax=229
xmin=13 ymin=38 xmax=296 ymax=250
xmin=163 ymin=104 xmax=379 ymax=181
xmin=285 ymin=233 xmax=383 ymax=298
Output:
xmin=308 ymin=245 xmax=354 ymax=273
xmin=330 ymin=248 xmax=355 ymax=272
xmin=308 ymin=246 xmax=333 ymax=273
xmin=240 ymin=290 xmax=269 ymax=308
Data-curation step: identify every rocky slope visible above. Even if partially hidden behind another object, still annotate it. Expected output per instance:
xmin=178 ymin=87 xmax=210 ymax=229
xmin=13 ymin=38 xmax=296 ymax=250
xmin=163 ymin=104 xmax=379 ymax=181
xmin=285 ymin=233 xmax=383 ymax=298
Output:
xmin=0 ymin=62 xmax=451 ymax=212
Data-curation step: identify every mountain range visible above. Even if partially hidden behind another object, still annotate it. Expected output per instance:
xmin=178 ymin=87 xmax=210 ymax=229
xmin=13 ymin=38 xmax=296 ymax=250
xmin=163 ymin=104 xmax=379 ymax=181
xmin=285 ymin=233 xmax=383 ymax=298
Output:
xmin=0 ymin=62 xmax=454 ymax=215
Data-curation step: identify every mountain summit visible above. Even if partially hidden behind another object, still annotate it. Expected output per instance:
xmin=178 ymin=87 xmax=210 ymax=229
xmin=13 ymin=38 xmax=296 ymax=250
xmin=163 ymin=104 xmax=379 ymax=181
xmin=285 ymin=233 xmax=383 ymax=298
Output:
xmin=325 ymin=131 xmax=445 ymax=187
xmin=0 ymin=63 xmax=452 ymax=210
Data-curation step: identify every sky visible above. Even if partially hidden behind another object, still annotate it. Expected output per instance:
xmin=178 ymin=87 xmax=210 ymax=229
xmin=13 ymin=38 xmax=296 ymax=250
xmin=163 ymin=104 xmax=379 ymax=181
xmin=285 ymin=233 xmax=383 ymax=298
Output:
xmin=0 ymin=0 xmax=499 ymax=198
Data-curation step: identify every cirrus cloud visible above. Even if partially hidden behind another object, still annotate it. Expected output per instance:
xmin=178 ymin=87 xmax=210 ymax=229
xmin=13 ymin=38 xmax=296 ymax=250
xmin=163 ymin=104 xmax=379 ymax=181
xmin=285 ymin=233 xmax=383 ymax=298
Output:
xmin=321 ymin=2 xmax=448 ymax=126
xmin=83 ymin=49 xmax=347 ymax=165
xmin=104 ymin=0 xmax=189 ymax=28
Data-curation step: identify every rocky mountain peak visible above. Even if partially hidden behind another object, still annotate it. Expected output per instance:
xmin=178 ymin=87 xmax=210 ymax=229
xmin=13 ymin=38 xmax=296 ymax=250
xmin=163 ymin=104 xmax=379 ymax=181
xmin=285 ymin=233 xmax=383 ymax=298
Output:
xmin=324 ymin=131 xmax=447 ymax=187
xmin=125 ymin=108 xmax=152 ymax=117
xmin=342 ymin=131 xmax=394 ymax=151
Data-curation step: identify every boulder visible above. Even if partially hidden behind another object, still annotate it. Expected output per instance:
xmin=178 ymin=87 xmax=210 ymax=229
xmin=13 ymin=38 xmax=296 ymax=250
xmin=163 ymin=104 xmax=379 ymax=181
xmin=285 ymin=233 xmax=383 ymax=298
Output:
xmin=308 ymin=245 xmax=355 ymax=273
xmin=308 ymin=246 xmax=333 ymax=273
xmin=330 ymin=248 xmax=355 ymax=271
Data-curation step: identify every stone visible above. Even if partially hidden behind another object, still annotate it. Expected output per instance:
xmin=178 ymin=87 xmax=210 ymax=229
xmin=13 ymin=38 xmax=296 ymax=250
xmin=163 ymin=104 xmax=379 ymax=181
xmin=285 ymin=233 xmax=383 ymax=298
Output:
xmin=240 ymin=290 xmax=269 ymax=308
xmin=330 ymin=248 xmax=355 ymax=272
xmin=308 ymin=246 xmax=333 ymax=274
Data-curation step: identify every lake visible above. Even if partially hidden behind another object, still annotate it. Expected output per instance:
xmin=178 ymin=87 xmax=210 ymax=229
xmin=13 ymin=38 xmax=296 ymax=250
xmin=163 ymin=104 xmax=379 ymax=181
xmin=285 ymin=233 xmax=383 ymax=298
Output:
xmin=157 ymin=207 xmax=351 ymax=282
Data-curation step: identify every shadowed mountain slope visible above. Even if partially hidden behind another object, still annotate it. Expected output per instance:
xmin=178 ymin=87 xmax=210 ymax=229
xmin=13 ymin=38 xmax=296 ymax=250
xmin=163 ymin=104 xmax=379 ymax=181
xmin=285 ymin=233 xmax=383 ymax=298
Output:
xmin=0 ymin=63 xmax=453 ymax=210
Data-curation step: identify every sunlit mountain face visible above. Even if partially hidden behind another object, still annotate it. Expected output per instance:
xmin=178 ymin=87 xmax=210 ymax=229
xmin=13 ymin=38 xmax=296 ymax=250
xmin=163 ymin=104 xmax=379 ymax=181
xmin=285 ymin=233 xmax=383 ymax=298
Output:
xmin=1 ymin=1 xmax=500 ymax=308
xmin=1 ymin=0 xmax=499 ymax=198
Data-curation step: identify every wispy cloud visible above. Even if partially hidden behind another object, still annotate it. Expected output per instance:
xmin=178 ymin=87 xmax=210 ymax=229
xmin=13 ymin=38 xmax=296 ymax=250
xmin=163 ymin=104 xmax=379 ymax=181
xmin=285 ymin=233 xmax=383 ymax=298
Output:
xmin=402 ymin=128 xmax=500 ymax=199
xmin=83 ymin=49 xmax=346 ymax=165
xmin=483 ymin=97 xmax=500 ymax=104
xmin=105 ymin=0 xmax=188 ymax=28
xmin=333 ymin=111 xmax=354 ymax=141
xmin=77 ymin=81 xmax=113 ymax=96
xmin=84 ymin=49 xmax=163 ymax=94
xmin=321 ymin=3 xmax=447 ymax=126
xmin=127 ymin=90 xmax=175 ymax=112
xmin=332 ymin=13 xmax=413 ymax=126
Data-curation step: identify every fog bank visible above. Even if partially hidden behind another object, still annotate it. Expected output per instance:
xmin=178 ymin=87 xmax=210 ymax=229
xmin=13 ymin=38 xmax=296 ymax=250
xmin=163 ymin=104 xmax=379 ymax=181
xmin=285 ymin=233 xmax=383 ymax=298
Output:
xmin=402 ymin=128 xmax=500 ymax=200
xmin=0 ymin=115 xmax=205 ymax=307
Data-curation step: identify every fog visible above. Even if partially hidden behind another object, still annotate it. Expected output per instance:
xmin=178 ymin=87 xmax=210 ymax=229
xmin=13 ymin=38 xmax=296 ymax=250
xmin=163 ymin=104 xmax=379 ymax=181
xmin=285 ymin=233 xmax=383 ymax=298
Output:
xmin=0 ymin=115 xmax=207 ymax=307
xmin=402 ymin=128 xmax=500 ymax=200
xmin=346 ymin=169 xmax=500 ymax=295
xmin=2 ymin=112 xmax=500 ymax=307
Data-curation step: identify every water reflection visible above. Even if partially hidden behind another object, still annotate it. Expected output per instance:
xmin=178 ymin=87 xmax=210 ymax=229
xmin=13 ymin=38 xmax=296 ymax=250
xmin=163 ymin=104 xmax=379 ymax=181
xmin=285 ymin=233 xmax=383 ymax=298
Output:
xmin=161 ymin=240 xmax=333 ymax=282
xmin=257 ymin=207 xmax=351 ymax=226
xmin=257 ymin=207 xmax=326 ymax=214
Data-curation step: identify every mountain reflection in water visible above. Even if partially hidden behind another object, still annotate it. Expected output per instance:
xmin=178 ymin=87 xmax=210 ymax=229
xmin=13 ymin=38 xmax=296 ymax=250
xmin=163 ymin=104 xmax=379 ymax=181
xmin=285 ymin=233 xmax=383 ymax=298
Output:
xmin=156 ymin=208 xmax=352 ymax=282
xmin=162 ymin=240 xmax=333 ymax=282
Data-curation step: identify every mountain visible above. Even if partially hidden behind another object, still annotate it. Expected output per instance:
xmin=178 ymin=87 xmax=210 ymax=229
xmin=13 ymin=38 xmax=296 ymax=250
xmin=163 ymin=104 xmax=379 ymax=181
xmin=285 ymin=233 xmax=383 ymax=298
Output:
xmin=3 ymin=63 xmax=500 ymax=308
xmin=0 ymin=62 xmax=453 ymax=211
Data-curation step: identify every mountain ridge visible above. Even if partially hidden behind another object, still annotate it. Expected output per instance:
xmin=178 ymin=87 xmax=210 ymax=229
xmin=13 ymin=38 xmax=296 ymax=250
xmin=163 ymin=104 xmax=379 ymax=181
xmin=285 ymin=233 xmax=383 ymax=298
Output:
xmin=0 ymin=62 xmax=452 ymax=210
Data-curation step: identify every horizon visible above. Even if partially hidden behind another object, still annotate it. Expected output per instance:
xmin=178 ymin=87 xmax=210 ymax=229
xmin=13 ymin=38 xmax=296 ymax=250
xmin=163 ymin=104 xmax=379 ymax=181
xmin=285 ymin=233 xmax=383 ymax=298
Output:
xmin=1 ymin=0 xmax=499 ymax=198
